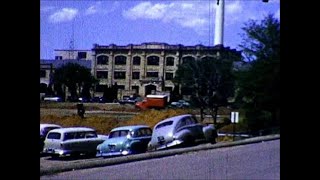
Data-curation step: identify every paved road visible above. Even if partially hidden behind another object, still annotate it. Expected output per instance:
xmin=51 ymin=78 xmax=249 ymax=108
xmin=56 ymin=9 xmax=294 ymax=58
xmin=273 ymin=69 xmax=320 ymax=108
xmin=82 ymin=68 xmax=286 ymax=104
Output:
xmin=41 ymin=139 xmax=280 ymax=180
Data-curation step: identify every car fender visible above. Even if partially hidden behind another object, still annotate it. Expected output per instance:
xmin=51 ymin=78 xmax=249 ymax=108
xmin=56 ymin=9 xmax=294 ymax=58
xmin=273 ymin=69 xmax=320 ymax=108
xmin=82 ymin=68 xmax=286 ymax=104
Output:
xmin=203 ymin=124 xmax=218 ymax=140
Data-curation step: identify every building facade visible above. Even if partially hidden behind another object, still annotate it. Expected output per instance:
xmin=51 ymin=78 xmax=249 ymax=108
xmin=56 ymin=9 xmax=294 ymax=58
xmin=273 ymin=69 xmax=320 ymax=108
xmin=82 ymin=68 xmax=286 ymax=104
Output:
xmin=54 ymin=50 xmax=92 ymax=61
xmin=92 ymin=43 xmax=241 ymax=98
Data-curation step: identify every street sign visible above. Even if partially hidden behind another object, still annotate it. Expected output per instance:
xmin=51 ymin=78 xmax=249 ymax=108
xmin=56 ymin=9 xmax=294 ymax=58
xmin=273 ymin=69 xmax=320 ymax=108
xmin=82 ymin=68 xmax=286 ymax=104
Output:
xmin=231 ymin=112 xmax=239 ymax=123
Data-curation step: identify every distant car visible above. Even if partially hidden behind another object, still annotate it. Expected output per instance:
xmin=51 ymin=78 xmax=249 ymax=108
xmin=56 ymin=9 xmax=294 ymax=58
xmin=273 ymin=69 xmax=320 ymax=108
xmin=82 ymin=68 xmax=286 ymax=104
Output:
xmin=169 ymin=100 xmax=190 ymax=108
xmin=43 ymin=96 xmax=62 ymax=102
xmin=118 ymin=96 xmax=141 ymax=105
xmin=43 ymin=127 xmax=105 ymax=158
xmin=148 ymin=114 xmax=217 ymax=151
xmin=40 ymin=124 xmax=62 ymax=152
xmin=96 ymin=125 xmax=152 ymax=157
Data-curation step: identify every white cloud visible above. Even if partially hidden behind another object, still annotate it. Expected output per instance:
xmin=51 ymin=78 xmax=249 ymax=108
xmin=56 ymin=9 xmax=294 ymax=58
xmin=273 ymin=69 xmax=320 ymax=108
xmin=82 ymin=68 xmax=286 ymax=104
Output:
xmin=85 ymin=1 xmax=119 ymax=16
xmin=85 ymin=5 xmax=98 ymax=15
xmin=85 ymin=2 xmax=102 ymax=15
xmin=122 ymin=1 xmax=279 ymax=35
xmin=123 ymin=2 xmax=212 ymax=35
xmin=225 ymin=1 xmax=242 ymax=14
xmin=49 ymin=8 xmax=78 ymax=23
xmin=41 ymin=6 xmax=55 ymax=13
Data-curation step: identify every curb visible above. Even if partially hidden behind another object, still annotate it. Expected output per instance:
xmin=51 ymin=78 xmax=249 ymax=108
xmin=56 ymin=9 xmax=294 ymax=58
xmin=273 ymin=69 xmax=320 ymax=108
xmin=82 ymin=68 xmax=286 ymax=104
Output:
xmin=40 ymin=134 xmax=280 ymax=176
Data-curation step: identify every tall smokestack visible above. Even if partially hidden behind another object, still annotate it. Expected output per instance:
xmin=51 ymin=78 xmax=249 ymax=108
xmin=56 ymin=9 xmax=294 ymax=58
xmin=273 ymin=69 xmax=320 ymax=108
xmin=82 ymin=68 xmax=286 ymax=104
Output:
xmin=214 ymin=0 xmax=224 ymax=46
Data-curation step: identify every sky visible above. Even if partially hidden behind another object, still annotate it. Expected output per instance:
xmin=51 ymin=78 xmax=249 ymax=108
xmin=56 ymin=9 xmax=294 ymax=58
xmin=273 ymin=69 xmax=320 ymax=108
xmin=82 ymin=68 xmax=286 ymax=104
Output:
xmin=40 ymin=0 xmax=280 ymax=59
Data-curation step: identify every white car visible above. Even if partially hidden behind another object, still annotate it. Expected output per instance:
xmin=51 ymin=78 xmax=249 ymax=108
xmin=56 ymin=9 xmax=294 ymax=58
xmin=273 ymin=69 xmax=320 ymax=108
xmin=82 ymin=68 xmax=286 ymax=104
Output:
xmin=43 ymin=127 xmax=105 ymax=158
xmin=148 ymin=114 xmax=217 ymax=151
xmin=43 ymin=96 xmax=62 ymax=102
xmin=40 ymin=124 xmax=62 ymax=152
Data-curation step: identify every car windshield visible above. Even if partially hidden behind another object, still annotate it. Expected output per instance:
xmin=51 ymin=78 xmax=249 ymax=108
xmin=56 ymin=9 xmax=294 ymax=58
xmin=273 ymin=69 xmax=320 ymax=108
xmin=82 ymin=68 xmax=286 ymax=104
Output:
xmin=155 ymin=121 xmax=173 ymax=129
xmin=109 ymin=130 xmax=129 ymax=138
xmin=47 ymin=132 xmax=61 ymax=140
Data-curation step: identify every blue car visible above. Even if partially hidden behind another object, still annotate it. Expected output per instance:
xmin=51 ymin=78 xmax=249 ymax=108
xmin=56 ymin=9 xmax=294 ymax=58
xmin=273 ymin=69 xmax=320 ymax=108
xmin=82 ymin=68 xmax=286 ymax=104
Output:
xmin=96 ymin=125 xmax=152 ymax=157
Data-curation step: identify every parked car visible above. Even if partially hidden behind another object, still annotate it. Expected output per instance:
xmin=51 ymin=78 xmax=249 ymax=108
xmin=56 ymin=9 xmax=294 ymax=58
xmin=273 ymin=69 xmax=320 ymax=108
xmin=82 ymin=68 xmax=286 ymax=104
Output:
xmin=169 ymin=100 xmax=191 ymax=108
xmin=118 ymin=96 xmax=142 ymax=105
xmin=148 ymin=114 xmax=218 ymax=151
xmin=43 ymin=96 xmax=63 ymax=102
xmin=43 ymin=127 xmax=105 ymax=158
xmin=96 ymin=125 xmax=152 ymax=157
xmin=40 ymin=124 xmax=62 ymax=152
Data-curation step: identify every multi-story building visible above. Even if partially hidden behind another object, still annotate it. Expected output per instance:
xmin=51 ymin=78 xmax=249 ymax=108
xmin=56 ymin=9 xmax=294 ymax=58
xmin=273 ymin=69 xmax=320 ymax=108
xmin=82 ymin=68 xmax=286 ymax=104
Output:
xmin=41 ymin=43 xmax=241 ymax=99
xmin=92 ymin=42 xmax=241 ymax=98
xmin=54 ymin=49 xmax=92 ymax=61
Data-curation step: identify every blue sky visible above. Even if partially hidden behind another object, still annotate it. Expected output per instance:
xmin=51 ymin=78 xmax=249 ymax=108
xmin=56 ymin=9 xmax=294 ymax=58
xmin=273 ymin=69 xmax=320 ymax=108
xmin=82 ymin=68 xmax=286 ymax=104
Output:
xmin=40 ymin=0 xmax=280 ymax=59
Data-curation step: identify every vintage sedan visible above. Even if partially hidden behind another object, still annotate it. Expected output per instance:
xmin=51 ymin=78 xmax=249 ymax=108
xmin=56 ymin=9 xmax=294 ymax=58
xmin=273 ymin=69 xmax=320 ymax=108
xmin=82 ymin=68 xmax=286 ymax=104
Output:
xmin=96 ymin=125 xmax=152 ymax=157
xmin=40 ymin=124 xmax=62 ymax=152
xmin=43 ymin=127 xmax=105 ymax=158
xmin=148 ymin=114 xmax=217 ymax=151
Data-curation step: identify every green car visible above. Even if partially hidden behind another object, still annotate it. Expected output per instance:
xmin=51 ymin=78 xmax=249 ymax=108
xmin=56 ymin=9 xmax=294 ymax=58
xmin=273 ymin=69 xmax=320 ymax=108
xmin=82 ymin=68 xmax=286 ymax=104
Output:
xmin=96 ymin=125 xmax=152 ymax=157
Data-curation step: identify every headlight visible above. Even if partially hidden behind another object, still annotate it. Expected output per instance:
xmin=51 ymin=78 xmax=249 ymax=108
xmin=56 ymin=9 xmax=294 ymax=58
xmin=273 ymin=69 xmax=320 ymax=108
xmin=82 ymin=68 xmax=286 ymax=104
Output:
xmin=122 ymin=150 xmax=129 ymax=155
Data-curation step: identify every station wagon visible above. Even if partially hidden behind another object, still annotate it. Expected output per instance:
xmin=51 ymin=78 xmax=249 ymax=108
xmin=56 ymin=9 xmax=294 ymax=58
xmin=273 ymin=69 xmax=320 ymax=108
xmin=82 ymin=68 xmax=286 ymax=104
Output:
xmin=43 ymin=127 xmax=104 ymax=158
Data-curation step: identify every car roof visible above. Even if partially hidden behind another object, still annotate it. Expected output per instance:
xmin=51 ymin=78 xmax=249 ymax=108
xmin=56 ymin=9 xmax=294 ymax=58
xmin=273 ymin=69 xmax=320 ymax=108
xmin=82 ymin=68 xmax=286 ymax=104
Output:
xmin=155 ymin=114 xmax=193 ymax=126
xmin=40 ymin=124 xmax=62 ymax=129
xmin=48 ymin=127 xmax=95 ymax=133
xmin=111 ymin=125 xmax=150 ymax=132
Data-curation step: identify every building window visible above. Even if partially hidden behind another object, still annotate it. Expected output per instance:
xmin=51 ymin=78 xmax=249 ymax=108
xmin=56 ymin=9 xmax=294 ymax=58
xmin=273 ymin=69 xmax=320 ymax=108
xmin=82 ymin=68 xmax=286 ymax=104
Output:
xmin=96 ymin=85 xmax=106 ymax=92
xmin=147 ymin=56 xmax=159 ymax=66
xmin=165 ymin=72 xmax=174 ymax=80
xmin=55 ymin=56 xmax=62 ymax=60
xmin=117 ymin=85 xmax=125 ymax=90
xmin=182 ymin=56 xmax=195 ymax=64
xmin=146 ymin=72 xmax=158 ymax=78
xmin=114 ymin=71 xmax=126 ymax=79
xmin=133 ymin=56 xmax=141 ymax=65
xmin=97 ymin=55 xmax=108 ymax=65
xmin=166 ymin=57 xmax=174 ymax=66
xmin=40 ymin=70 xmax=46 ymax=78
xmin=96 ymin=71 xmax=108 ymax=79
xmin=132 ymin=86 xmax=139 ymax=94
xmin=78 ymin=52 xmax=87 ymax=59
xmin=115 ymin=55 xmax=127 ymax=65
xmin=132 ymin=72 xmax=140 ymax=79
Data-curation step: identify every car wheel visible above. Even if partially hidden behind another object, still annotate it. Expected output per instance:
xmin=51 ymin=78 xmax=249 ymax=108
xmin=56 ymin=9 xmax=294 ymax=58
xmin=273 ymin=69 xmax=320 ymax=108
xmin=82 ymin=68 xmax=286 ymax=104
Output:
xmin=184 ymin=136 xmax=195 ymax=146
xmin=51 ymin=154 xmax=59 ymax=159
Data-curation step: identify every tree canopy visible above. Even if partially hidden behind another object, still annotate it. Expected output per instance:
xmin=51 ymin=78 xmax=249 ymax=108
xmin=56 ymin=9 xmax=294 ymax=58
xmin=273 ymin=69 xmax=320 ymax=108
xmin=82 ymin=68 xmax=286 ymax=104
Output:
xmin=52 ymin=63 xmax=98 ymax=101
xmin=236 ymin=14 xmax=280 ymax=134
xmin=174 ymin=54 xmax=240 ymax=123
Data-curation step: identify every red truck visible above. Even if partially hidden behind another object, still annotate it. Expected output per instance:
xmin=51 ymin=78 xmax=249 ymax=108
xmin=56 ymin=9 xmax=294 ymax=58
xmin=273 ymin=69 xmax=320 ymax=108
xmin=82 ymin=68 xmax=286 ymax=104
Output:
xmin=135 ymin=94 xmax=168 ymax=110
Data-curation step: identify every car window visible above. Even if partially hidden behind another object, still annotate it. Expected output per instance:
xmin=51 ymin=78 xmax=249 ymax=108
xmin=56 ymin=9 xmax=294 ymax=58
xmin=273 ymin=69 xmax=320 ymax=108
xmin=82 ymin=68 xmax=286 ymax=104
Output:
xmin=85 ymin=131 xmax=97 ymax=138
xmin=75 ymin=132 xmax=86 ymax=139
xmin=155 ymin=121 xmax=173 ymax=129
xmin=109 ymin=130 xmax=129 ymax=138
xmin=142 ymin=128 xmax=152 ymax=136
xmin=64 ymin=132 xmax=77 ymax=141
xmin=176 ymin=118 xmax=187 ymax=130
xmin=47 ymin=132 xmax=61 ymax=140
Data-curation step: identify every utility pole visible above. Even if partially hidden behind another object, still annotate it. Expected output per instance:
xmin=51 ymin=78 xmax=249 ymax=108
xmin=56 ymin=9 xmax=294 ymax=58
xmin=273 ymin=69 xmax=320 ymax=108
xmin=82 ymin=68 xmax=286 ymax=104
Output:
xmin=214 ymin=0 xmax=269 ymax=46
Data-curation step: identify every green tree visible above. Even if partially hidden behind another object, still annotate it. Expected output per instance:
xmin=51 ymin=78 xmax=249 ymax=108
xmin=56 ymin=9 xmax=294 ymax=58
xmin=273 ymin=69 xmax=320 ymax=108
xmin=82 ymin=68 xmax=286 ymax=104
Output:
xmin=52 ymin=63 xmax=98 ymax=101
xmin=174 ymin=54 xmax=239 ymax=124
xmin=236 ymin=14 xmax=280 ymax=134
